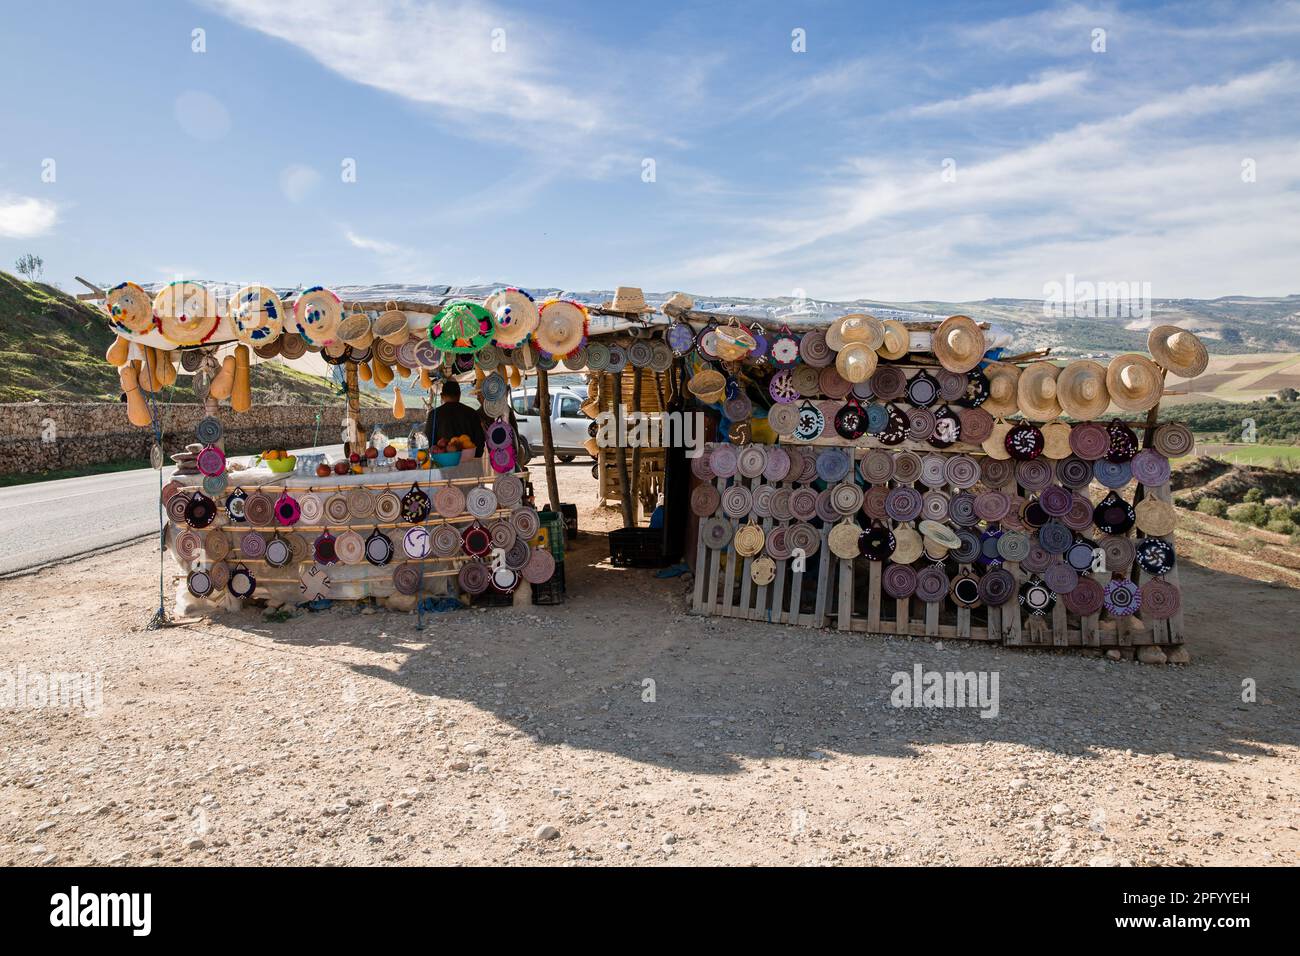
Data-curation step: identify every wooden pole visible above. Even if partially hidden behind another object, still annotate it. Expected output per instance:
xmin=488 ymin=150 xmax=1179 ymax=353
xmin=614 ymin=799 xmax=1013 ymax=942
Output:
xmin=615 ymin=367 xmax=634 ymax=528
xmin=536 ymin=368 xmax=561 ymax=512
xmin=345 ymin=361 xmax=362 ymax=451
xmin=630 ymin=365 xmax=644 ymax=524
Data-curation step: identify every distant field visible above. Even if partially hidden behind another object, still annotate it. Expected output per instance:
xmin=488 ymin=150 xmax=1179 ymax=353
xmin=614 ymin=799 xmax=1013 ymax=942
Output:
xmin=1163 ymin=352 xmax=1300 ymax=405
xmin=1192 ymin=443 xmax=1300 ymax=467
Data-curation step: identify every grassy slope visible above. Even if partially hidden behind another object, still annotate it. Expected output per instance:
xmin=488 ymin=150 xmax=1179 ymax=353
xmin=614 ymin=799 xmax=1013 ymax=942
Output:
xmin=0 ymin=270 xmax=371 ymax=406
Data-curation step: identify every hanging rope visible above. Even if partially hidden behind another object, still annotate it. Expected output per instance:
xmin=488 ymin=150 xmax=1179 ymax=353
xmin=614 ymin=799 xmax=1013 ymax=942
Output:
xmin=144 ymin=378 xmax=177 ymax=631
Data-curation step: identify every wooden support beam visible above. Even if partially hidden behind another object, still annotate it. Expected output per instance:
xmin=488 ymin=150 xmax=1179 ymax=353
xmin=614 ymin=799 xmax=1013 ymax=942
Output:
xmin=536 ymin=368 xmax=561 ymax=513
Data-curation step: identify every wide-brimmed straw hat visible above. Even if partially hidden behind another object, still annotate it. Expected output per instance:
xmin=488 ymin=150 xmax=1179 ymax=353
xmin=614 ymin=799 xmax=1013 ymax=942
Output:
xmin=1057 ymin=360 xmax=1111 ymax=419
xmin=982 ymin=364 xmax=1021 ymax=417
xmin=485 ymin=287 xmax=539 ymax=348
xmin=662 ymin=292 xmax=694 ymax=316
xmin=835 ymin=342 xmax=878 ymax=383
xmin=291 ymin=286 xmax=343 ymax=347
xmin=228 ymin=285 xmax=284 ymax=346
xmin=931 ymin=315 xmax=985 ymax=373
xmin=1147 ymin=325 xmax=1208 ymax=378
xmin=827 ymin=313 xmax=885 ymax=352
xmin=982 ymin=420 xmax=1013 ymax=460
xmin=106 ymin=282 xmax=154 ymax=335
xmin=1106 ymin=353 xmax=1163 ymax=412
xmin=1017 ymin=362 xmax=1062 ymax=421
xmin=153 ymin=281 xmax=219 ymax=345
xmin=878 ymin=320 xmax=909 ymax=360
xmin=602 ymin=286 xmax=654 ymax=314
xmin=535 ymin=299 xmax=589 ymax=357
xmin=918 ymin=519 xmax=961 ymax=550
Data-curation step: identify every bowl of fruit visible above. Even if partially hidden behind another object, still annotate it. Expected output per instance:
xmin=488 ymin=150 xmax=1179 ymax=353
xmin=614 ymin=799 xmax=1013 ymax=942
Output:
xmin=261 ymin=449 xmax=297 ymax=473
xmin=431 ymin=434 xmax=475 ymax=467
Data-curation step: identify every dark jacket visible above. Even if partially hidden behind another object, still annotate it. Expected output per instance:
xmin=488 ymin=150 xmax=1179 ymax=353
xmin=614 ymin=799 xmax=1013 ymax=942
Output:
xmin=424 ymin=401 xmax=485 ymax=456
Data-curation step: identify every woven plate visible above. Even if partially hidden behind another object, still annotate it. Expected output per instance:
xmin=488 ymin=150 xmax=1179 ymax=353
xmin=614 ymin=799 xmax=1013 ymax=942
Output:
xmin=949 ymin=492 xmax=979 ymax=527
xmin=997 ymin=530 xmax=1031 ymax=562
xmin=345 ymin=487 xmax=374 ymax=520
xmin=1139 ymin=579 xmax=1180 ymax=619
xmin=1131 ymin=448 xmax=1171 ymax=486
xmin=1069 ymin=422 xmax=1110 ymax=461
xmin=1016 ymin=458 xmax=1053 ymax=491
xmin=787 ymin=522 xmax=820 ymax=557
xmin=973 ymin=490 xmax=1011 ymax=522
xmin=1039 ymin=485 xmax=1073 ymax=518
xmin=789 ymin=487 xmax=820 ymax=520
xmin=691 ymin=483 xmax=721 ymax=517
xmin=522 ymin=547 xmax=557 ymax=585
xmin=751 ymin=556 xmax=777 ymax=586
xmin=882 ymin=563 xmax=918 ymax=599
xmin=1020 ymin=578 xmax=1057 ymax=616
xmin=511 ymin=507 xmax=541 ymax=540
xmin=710 ymin=444 xmax=738 ymax=478
xmin=691 ymin=451 xmax=715 ymax=480
xmin=1094 ymin=459 xmax=1133 ymax=489
xmin=906 ymin=407 xmax=936 ymax=442
xmin=319 ymin=493 xmax=346 ymax=524
xmin=296 ymin=493 xmax=321 ymax=523
xmin=174 ymin=529 xmax=203 ymax=564
xmin=980 ymin=457 xmax=1015 ymax=488
xmin=722 ymin=485 xmax=753 ymax=520
xmin=831 ymin=482 xmax=864 ymax=516
xmin=431 ymin=525 xmax=462 ymax=557
xmin=1101 ymin=535 xmax=1135 ymax=571
xmin=799 ymin=328 xmax=832 ymax=367
xmin=921 ymin=490 xmax=951 ymax=522
xmin=864 ymin=486 xmax=889 ymax=520
xmin=1056 ymin=456 xmax=1093 ymax=489
xmin=915 ymin=565 xmax=950 ymax=603
xmin=459 ymin=561 xmax=492 ymax=595
xmin=770 ymin=488 xmax=794 ymax=521
xmin=1152 ymin=422 xmax=1194 ymax=457
xmin=767 ymin=403 xmax=798 ymax=436
xmin=435 ymin=485 xmax=465 ymax=518
xmin=1103 ymin=579 xmax=1140 ymax=616
xmin=1063 ymin=576 xmax=1105 ymax=616
xmin=919 ymin=454 xmax=947 ymax=488
xmin=204 ymin=529 xmax=230 ymax=562
xmin=335 ymin=530 xmax=365 ymax=565
xmin=945 ymin=454 xmax=980 ymax=489
xmin=816 ymin=446 xmax=852 ymax=483
xmin=893 ymin=451 xmax=923 ymax=485
xmin=166 ymin=493 xmax=192 ymax=524
xmin=701 ymin=517 xmax=733 ymax=550
xmin=504 ymin=538 xmax=532 ymax=571
xmin=467 ymin=485 xmax=499 ymax=518
xmin=493 ymin=472 xmax=524 ymax=508
xmin=979 ymin=567 xmax=1017 ymax=606
xmin=828 ymin=520 xmax=860 ymax=559
xmin=1039 ymin=521 xmax=1073 ymax=554
xmin=885 ymin=486 xmax=922 ymax=522
xmin=751 ymin=484 xmax=775 ymax=518
xmin=244 ymin=492 xmax=274 ymax=527
xmin=860 ymin=449 xmax=895 ymax=484
xmin=759 ymin=445 xmax=789 ymax=482
xmin=734 ymin=522 xmax=766 ymax=557
xmin=1044 ymin=562 xmax=1079 ymax=594
xmin=737 ymin=445 xmax=767 ymax=479
xmin=1135 ymin=536 xmax=1176 ymax=575
xmin=952 ymin=529 xmax=981 ymax=563
xmin=818 ymin=365 xmax=851 ymax=399
xmin=239 ymin=530 xmax=266 ymax=560
xmin=765 ymin=526 xmax=791 ymax=560
xmin=375 ymin=492 xmax=402 ymax=522
xmin=815 ymin=488 xmax=839 ymax=523
xmin=870 ymin=366 xmax=906 ymax=400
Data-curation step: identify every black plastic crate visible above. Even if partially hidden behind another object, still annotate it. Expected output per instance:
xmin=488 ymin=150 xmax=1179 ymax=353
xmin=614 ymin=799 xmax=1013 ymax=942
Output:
xmin=609 ymin=527 xmax=671 ymax=568
xmin=530 ymin=561 xmax=566 ymax=605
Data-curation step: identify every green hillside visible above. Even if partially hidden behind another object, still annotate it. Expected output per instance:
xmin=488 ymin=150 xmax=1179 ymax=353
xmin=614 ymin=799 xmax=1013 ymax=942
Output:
xmin=0 ymin=271 xmax=371 ymax=406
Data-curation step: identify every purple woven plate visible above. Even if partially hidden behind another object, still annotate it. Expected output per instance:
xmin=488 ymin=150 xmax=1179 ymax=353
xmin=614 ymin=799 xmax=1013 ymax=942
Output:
xmin=751 ymin=484 xmax=776 ymax=518
xmin=860 ymin=449 xmax=895 ymax=484
xmin=737 ymin=444 xmax=767 ymax=479
xmin=710 ymin=444 xmax=738 ymax=478
xmin=979 ymin=567 xmax=1017 ymax=606
xmin=945 ymin=454 xmax=981 ymax=489
xmin=949 ymin=492 xmax=979 ymax=527
xmin=721 ymin=485 xmax=753 ymax=520
xmin=893 ymin=451 xmax=923 ymax=485
xmin=1045 ymin=562 xmax=1079 ymax=594
xmin=885 ymin=486 xmax=923 ymax=522
xmin=1069 ymin=422 xmax=1109 ymax=461
xmin=763 ymin=445 xmax=791 ymax=481
xmin=1131 ymin=448 xmax=1171 ymax=486
xmin=690 ymin=483 xmax=720 ymax=517
xmin=1016 ymin=458 xmax=1053 ymax=491
xmin=1056 ymin=456 xmax=1093 ymax=489
xmin=915 ymin=565 xmax=950 ymax=603
xmin=981 ymin=457 xmax=1015 ymax=488
xmin=815 ymin=488 xmax=839 ymax=523
xmin=1039 ymin=484 xmax=1073 ymax=518
xmin=974 ymin=490 xmax=1011 ymax=522
xmin=1064 ymin=576 xmax=1105 ymax=615
xmin=921 ymin=490 xmax=951 ymax=522
xmin=1103 ymin=578 xmax=1140 ymax=616
xmin=882 ymin=563 xmax=917 ymax=599
xmin=919 ymin=454 xmax=948 ymax=488
xmin=789 ymin=487 xmax=820 ymax=520
xmin=770 ymin=488 xmax=794 ymax=521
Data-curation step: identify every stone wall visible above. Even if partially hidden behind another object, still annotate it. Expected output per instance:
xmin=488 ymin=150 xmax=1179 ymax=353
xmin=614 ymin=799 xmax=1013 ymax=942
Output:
xmin=0 ymin=403 xmax=425 ymax=476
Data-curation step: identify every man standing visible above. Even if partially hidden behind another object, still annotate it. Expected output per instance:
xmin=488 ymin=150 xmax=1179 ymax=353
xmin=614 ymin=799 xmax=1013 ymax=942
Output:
xmin=424 ymin=379 xmax=485 ymax=456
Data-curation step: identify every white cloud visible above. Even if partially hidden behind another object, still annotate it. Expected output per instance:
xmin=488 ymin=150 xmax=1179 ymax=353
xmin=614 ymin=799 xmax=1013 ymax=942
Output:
xmin=910 ymin=70 xmax=1089 ymax=116
xmin=0 ymin=195 xmax=58 ymax=239
xmin=205 ymin=0 xmax=605 ymax=133
xmin=345 ymin=230 xmax=403 ymax=256
xmin=279 ymin=164 xmax=321 ymax=203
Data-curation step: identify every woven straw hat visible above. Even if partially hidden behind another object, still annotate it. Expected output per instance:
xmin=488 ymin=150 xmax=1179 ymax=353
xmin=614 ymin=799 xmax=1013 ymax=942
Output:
xmin=602 ymin=286 xmax=654 ymax=314
xmin=338 ymin=309 xmax=374 ymax=348
xmin=1017 ymin=362 xmax=1062 ymax=421
xmin=919 ymin=519 xmax=961 ymax=550
xmin=982 ymin=420 xmax=1013 ymax=460
xmin=228 ymin=285 xmax=285 ymax=346
xmin=535 ymin=300 xmax=589 ymax=357
xmin=891 ymin=525 xmax=923 ymax=564
xmin=931 ymin=315 xmax=985 ymax=373
xmin=374 ymin=305 xmax=410 ymax=345
xmin=1148 ymin=325 xmax=1208 ymax=378
xmin=106 ymin=281 xmax=154 ymax=334
xmin=153 ymin=281 xmax=219 ymax=345
xmin=835 ymin=342 xmax=878 ymax=383
xmin=485 ymin=287 xmax=539 ymax=348
xmin=827 ymin=313 xmax=884 ymax=351
xmin=1135 ymin=498 xmax=1177 ymax=536
xmin=878 ymin=320 xmax=909 ymax=360
xmin=279 ymin=333 xmax=308 ymax=360
xmin=688 ymin=368 xmax=726 ymax=403
xmin=1106 ymin=353 xmax=1163 ymax=412
xmin=291 ymin=287 xmax=343 ymax=347
xmin=1057 ymin=360 xmax=1110 ymax=419
xmin=663 ymin=292 xmax=694 ymax=316
xmin=828 ymin=520 xmax=861 ymax=559
xmin=982 ymin=363 xmax=1021 ymax=417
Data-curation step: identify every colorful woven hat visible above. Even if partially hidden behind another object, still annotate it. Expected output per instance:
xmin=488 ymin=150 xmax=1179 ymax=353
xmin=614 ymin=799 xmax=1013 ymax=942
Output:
xmin=291 ymin=287 xmax=343 ymax=347
xmin=106 ymin=281 xmax=154 ymax=335
xmin=534 ymin=299 xmax=588 ymax=358
xmin=931 ymin=315 xmax=985 ymax=373
xmin=982 ymin=364 xmax=1021 ymax=417
xmin=429 ymin=300 xmax=496 ymax=354
xmin=153 ymin=281 xmax=219 ymax=345
xmin=1106 ymin=353 xmax=1163 ymax=412
xmin=1148 ymin=326 xmax=1208 ymax=379
xmin=485 ymin=287 xmax=539 ymax=348
xmin=1018 ymin=363 xmax=1062 ymax=421
xmin=1057 ymin=360 xmax=1111 ymax=420
xmin=229 ymin=285 xmax=285 ymax=346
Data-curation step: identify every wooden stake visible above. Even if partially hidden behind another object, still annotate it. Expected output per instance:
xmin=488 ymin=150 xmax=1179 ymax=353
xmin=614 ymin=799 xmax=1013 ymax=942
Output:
xmin=536 ymin=368 xmax=561 ymax=512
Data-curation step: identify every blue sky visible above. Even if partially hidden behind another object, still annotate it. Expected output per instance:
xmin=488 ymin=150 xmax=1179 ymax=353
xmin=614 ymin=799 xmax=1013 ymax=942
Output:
xmin=1 ymin=0 xmax=1298 ymax=301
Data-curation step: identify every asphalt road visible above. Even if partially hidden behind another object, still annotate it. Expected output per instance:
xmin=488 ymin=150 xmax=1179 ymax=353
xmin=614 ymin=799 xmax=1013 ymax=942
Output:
xmin=0 ymin=445 xmax=341 ymax=577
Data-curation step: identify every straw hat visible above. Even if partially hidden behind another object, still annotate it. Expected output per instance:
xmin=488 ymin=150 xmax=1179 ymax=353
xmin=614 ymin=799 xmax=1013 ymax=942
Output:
xmin=1017 ymin=362 xmax=1062 ymax=421
xmin=337 ymin=308 xmax=374 ymax=348
xmin=931 ymin=315 xmax=985 ymax=373
xmin=1057 ymin=360 xmax=1110 ymax=419
xmin=878 ymin=320 xmax=909 ymax=360
xmin=982 ymin=420 xmax=1013 ymax=460
xmin=602 ymin=286 xmax=654 ymax=314
xmin=1106 ymin=353 xmax=1164 ymax=412
xmin=153 ymin=281 xmax=219 ymax=345
xmin=919 ymin=520 xmax=961 ymax=550
xmin=374 ymin=305 xmax=411 ymax=345
xmin=891 ymin=525 xmax=923 ymax=564
xmin=291 ymin=286 xmax=343 ymax=347
xmin=228 ymin=285 xmax=284 ymax=346
xmin=1148 ymin=325 xmax=1208 ymax=378
xmin=279 ymin=333 xmax=307 ymax=359
xmin=1135 ymin=498 xmax=1177 ymax=536
xmin=982 ymin=363 xmax=1021 ymax=417
xmin=828 ymin=520 xmax=860 ymax=560
xmin=535 ymin=300 xmax=589 ymax=357
xmin=106 ymin=281 xmax=154 ymax=335
xmin=827 ymin=313 xmax=885 ymax=351
xmin=663 ymin=292 xmax=694 ymax=316
xmin=835 ymin=342 xmax=878 ymax=383
xmin=1040 ymin=420 xmax=1073 ymax=459
xmin=485 ymin=287 xmax=539 ymax=348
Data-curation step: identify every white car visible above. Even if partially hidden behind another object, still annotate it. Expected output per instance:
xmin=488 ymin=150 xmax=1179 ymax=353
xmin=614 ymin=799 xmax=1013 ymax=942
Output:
xmin=511 ymin=386 xmax=594 ymax=462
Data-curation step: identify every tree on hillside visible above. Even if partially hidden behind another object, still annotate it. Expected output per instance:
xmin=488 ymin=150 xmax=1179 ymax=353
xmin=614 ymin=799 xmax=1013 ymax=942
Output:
xmin=1278 ymin=387 xmax=1299 ymax=402
xmin=14 ymin=253 xmax=44 ymax=280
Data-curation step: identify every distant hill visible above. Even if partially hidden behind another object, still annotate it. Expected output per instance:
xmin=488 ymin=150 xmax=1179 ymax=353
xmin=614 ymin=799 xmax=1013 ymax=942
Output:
xmin=0 ymin=271 xmax=372 ymax=406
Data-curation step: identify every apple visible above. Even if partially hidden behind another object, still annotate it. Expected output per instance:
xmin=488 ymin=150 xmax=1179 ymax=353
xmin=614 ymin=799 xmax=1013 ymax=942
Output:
xmin=365 ymin=446 xmax=378 ymax=460
xmin=334 ymin=461 xmax=349 ymax=476
xmin=383 ymin=445 xmax=396 ymax=458
xmin=315 ymin=463 xmax=331 ymax=478
xmin=349 ymin=452 xmax=361 ymax=464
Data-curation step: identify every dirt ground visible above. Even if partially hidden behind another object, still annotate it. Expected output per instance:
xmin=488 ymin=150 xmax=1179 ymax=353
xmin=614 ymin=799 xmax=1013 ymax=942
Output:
xmin=1 ymin=460 xmax=1296 ymax=867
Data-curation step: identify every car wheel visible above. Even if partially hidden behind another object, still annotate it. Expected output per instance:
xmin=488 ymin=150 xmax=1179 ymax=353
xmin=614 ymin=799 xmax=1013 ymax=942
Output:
xmin=558 ymin=454 xmax=575 ymax=463
xmin=591 ymin=463 xmax=599 ymax=479
xmin=517 ymin=436 xmax=533 ymax=467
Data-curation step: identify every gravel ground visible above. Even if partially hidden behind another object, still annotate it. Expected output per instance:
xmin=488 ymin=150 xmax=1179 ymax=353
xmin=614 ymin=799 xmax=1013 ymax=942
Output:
xmin=0 ymin=464 xmax=1296 ymax=867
